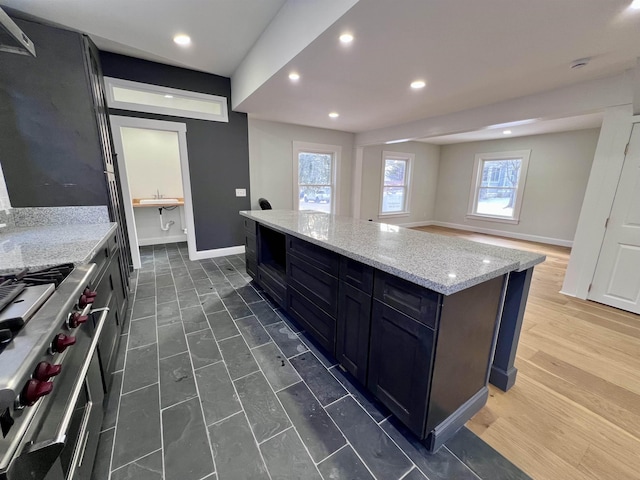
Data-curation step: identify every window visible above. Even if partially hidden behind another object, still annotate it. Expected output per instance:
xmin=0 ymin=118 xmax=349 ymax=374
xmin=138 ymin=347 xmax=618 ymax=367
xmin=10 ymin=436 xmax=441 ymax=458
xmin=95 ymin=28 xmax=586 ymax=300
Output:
xmin=380 ymin=151 xmax=413 ymax=215
xmin=467 ymin=150 xmax=531 ymax=224
xmin=293 ymin=142 xmax=340 ymax=214
xmin=104 ymin=77 xmax=228 ymax=122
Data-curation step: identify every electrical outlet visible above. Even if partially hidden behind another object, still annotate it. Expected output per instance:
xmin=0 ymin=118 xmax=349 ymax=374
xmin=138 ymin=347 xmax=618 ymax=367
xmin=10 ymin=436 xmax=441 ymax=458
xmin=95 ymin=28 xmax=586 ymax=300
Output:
xmin=235 ymin=188 xmax=247 ymax=197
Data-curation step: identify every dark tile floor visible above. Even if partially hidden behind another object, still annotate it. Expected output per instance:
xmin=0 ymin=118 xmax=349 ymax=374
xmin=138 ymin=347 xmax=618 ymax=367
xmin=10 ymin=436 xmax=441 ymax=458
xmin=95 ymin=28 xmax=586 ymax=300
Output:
xmin=91 ymin=242 xmax=530 ymax=480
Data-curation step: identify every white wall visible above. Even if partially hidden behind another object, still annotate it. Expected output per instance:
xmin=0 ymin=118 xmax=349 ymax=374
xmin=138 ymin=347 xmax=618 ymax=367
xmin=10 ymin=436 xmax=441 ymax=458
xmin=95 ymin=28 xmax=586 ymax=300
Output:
xmin=434 ymin=129 xmax=600 ymax=244
xmin=359 ymin=142 xmax=440 ymax=226
xmin=248 ymin=118 xmax=355 ymax=216
xmin=121 ymin=127 xmax=184 ymax=199
xmin=121 ymin=126 xmax=186 ymax=245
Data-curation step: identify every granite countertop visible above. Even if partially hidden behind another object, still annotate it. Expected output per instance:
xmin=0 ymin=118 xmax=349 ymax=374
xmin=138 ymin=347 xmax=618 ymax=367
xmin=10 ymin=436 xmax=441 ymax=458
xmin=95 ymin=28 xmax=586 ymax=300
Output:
xmin=240 ymin=210 xmax=546 ymax=295
xmin=0 ymin=222 xmax=117 ymax=274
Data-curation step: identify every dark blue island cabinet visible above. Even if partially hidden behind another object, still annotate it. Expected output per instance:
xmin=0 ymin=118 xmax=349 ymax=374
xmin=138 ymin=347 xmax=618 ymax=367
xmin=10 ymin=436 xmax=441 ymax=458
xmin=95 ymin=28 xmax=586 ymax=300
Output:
xmin=243 ymin=218 xmax=507 ymax=451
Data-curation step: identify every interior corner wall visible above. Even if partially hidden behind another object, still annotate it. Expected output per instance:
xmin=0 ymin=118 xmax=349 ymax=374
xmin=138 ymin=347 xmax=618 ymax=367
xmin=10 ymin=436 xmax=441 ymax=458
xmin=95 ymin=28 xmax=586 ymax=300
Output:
xmin=99 ymin=52 xmax=250 ymax=252
xmin=247 ymin=118 xmax=355 ymax=216
xmin=359 ymin=142 xmax=440 ymax=225
xmin=434 ymin=128 xmax=601 ymax=244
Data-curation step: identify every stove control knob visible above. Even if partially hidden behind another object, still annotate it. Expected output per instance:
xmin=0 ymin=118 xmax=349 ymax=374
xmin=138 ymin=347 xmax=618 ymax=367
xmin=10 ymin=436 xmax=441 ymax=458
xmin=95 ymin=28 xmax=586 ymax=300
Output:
xmin=21 ymin=379 xmax=53 ymax=407
xmin=78 ymin=294 xmax=95 ymax=308
xmin=83 ymin=288 xmax=97 ymax=299
xmin=52 ymin=334 xmax=76 ymax=353
xmin=68 ymin=312 xmax=89 ymax=328
xmin=34 ymin=362 xmax=62 ymax=381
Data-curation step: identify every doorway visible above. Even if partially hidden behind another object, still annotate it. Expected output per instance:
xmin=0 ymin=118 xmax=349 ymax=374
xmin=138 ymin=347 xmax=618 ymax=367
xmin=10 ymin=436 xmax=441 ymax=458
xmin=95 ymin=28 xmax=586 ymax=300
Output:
xmin=110 ymin=116 xmax=197 ymax=269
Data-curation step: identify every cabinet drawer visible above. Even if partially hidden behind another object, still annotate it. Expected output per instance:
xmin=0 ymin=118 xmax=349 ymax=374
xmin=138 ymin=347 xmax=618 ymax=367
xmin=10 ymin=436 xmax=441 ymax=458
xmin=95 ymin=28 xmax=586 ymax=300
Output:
xmin=340 ymin=257 xmax=374 ymax=294
xmin=244 ymin=217 xmax=257 ymax=235
xmin=288 ymin=254 xmax=339 ymax=317
xmin=374 ymin=271 xmax=440 ymax=329
xmin=257 ymin=265 xmax=286 ymax=308
xmin=288 ymin=286 xmax=335 ymax=354
xmin=287 ymin=236 xmax=339 ymax=276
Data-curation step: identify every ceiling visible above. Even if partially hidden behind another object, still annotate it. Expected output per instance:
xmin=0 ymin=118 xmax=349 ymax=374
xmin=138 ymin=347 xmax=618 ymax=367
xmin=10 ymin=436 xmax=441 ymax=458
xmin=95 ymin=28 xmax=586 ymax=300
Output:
xmin=418 ymin=112 xmax=605 ymax=145
xmin=2 ymin=0 xmax=639 ymax=138
xmin=0 ymin=0 xmax=287 ymax=76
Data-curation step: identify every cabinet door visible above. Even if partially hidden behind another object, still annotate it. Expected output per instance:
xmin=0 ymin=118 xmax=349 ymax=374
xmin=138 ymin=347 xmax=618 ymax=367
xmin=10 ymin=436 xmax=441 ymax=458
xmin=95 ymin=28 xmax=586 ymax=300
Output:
xmin=368 ymin=300 xmax=435 ymax=436
xmin=336 ymin=282 xmax=372 ymax=384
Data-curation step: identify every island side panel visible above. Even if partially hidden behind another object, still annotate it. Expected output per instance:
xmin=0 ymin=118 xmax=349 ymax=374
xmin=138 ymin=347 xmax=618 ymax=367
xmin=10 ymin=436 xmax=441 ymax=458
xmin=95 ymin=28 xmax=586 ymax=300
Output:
xmin=425 ymin=274 xmax=506 ymax=450
xmin=490 ymin=267 xmax=534 ymax=391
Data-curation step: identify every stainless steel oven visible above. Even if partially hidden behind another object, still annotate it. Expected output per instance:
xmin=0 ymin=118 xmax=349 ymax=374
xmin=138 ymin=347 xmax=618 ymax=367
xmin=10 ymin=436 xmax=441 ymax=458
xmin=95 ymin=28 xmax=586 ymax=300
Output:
xmin=0 ymin=265 xmax=109 ymax=480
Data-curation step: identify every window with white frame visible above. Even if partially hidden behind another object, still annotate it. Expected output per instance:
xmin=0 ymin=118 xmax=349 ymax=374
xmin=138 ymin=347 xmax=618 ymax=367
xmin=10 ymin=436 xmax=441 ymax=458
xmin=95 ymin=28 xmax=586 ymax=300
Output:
xmin=104 ymin=77 xmax=228 ymax=123
xmin=293 ymin=142 xmax=340 ymax=214
xmin=380 ymin=151 xmax=413 ymax=215
xmin=467 ymin=150 xmax=531 ymax=224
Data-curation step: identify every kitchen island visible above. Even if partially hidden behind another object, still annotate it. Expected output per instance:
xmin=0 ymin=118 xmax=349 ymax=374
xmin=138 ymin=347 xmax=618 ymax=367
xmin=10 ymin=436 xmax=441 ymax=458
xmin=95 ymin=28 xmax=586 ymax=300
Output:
xmin=240 ymin=210 xmax=545 ymax=451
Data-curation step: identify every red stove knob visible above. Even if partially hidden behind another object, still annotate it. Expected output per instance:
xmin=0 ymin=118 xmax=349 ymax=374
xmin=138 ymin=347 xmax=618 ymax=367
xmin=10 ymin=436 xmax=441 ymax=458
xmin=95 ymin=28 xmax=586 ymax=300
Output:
xmin=83 ymin=288 xmax=97 ymax=299
xmin=21 ymin=379 xmax=53 ymax=407
xmin=78 ymin=294 xmax=95 ymax=308
xmin=34 ymin=362 xmax=62 ymax=381
xmin=52 ymin=334 xmax=76 ymax=353
xmin=68 ymin=312 xmax=89 ymax=328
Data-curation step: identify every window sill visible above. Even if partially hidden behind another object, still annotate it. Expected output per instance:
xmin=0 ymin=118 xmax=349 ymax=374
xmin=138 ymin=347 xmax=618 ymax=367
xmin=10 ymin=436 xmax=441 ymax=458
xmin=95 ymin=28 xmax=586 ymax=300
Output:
xmin=379 ymin=212 xmax=410 ymax=218
xmin=465 ymin=214 xmax=520 ymax=225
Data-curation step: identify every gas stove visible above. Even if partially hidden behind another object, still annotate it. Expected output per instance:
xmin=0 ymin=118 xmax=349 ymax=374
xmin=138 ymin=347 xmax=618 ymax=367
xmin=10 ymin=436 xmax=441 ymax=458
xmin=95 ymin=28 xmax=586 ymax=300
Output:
xmin=0 ymin=263 xmax=106 ymax=480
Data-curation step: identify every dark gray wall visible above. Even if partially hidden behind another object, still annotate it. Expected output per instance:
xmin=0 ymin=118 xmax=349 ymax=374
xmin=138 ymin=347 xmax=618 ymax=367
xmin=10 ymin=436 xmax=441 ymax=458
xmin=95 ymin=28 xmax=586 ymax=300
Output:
xmin=99 ymin=52 xmax=251 ymax=251
xmin=0 ymin=17 xmax=109 ymax=207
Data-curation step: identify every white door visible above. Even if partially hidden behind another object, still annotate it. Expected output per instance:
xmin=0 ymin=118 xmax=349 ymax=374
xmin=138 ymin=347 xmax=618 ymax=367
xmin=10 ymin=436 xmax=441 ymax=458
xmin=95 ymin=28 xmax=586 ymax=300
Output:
xmin=589 ymin=123 xmax=640 ymax=314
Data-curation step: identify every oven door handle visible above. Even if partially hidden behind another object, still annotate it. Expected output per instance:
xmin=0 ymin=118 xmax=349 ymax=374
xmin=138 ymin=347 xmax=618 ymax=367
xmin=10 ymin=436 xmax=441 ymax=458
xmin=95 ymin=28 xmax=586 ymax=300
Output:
xmin=54 ymin=306 xmax=109 ymax=445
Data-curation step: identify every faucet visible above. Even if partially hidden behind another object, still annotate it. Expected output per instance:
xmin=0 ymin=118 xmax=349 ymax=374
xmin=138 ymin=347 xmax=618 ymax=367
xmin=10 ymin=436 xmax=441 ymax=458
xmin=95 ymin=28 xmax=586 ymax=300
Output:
xmin=153 ymin=189 xmax=164 ymax=199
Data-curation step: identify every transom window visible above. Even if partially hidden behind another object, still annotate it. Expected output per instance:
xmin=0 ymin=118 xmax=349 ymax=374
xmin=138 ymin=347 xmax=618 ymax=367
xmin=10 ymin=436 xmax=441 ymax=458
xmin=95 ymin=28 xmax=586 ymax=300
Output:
xmin=104 ymin=77 xmax=228 ymax=123
xmin=293 ymin=142 xmax=340 ymax=214
xmin=467 ymin=150 xmax=531 ymax=224
xmin=380 ymin=151 xmax=413 ymax=215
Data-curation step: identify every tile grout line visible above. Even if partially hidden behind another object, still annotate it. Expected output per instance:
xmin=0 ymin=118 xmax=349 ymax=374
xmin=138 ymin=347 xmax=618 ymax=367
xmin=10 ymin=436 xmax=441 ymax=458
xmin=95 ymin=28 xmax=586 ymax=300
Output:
xmin=398 ymin=466 xmax=417 ymax=480
xmin=206 ymin=409 xmax=244 ymax=428
xmin=153 ymin=260 xmax=167 ymax=480
xmin=106 ymin=269 xmax=136 ymax=480
xmin=443 ymin=445 xmax=483 ymax=480
xmin=110 ymin=447 xmax=163 ymax=474
xmin=176 ymin=249 xmax=219 ymax=479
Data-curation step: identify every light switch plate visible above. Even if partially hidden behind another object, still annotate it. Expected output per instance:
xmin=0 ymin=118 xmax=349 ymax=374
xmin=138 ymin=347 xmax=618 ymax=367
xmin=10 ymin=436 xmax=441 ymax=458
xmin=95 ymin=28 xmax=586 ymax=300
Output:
xmin=235 ymin=188 xmax=247 ymax=197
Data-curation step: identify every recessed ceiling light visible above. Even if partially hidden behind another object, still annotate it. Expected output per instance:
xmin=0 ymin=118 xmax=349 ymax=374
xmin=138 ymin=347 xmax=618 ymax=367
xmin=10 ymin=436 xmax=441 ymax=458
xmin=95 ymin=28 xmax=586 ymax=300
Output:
xmin=339 ymin=33 xmax=354 ymax=44
xmin=173 ymin=34 xmax=191 ymax=46
xmin=164 ymin=95 xmax=174 ymax=99
xmin=629 ymin=0 xmax=640 ymax=9
xmin=329 ymin=112 xmax=340 ymax=118
xmin=410 ymin=80 xmax=426 ymax=89
xmin=288 ymin=72 xmax=300 ymax=81
xmin=385 ymin=138 xmax=412 ymax=144
xmin=503 ymin=130 xmax=512 ymax=135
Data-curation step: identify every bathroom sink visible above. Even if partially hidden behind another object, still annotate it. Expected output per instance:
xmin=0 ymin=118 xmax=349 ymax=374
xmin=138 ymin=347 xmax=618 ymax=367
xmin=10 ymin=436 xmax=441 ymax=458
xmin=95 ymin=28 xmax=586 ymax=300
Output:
xmin=138 ymin=198 xmax=180 ymax=205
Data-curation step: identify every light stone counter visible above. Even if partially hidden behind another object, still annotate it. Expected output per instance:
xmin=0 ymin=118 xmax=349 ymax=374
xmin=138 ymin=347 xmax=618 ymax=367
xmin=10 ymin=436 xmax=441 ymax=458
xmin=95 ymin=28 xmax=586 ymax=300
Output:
xmin=240 ymin=210 xmax=545 ymax=295
xmin=0 ymin=223 xmax=117 ymax=274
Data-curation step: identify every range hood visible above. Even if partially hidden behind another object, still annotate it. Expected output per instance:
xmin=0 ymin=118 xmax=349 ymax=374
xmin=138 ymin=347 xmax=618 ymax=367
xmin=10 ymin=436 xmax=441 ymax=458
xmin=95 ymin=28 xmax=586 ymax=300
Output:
xmin=0 ymin=7 xmax=35 ymax=56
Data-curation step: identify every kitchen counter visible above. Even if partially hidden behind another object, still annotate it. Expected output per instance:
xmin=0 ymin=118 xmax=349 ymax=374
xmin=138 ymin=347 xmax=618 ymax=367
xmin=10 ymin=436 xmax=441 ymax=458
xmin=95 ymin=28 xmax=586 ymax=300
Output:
xmin=0 ymin=222 xmax=117 ymax=274
xmin=240 ymin=210 xmax=545 ymax=295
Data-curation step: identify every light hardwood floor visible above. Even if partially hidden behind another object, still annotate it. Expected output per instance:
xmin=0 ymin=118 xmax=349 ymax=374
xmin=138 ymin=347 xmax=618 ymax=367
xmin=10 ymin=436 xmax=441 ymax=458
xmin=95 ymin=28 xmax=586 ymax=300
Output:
xmin=414 ymin=226 xmax=640 ymax=480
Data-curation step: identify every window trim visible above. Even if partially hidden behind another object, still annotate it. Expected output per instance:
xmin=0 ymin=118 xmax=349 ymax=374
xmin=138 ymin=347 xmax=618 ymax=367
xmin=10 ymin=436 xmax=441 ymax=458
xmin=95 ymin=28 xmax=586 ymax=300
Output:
xmin=292 ymin=141 xmax=341 ymax=214
xmin=466 ymin=149 xmax=531 ymax=225
xmin=104 ymin=77 xmax=229 ymax=123
xmin=379 ymin=151 xmax=413 ymax=217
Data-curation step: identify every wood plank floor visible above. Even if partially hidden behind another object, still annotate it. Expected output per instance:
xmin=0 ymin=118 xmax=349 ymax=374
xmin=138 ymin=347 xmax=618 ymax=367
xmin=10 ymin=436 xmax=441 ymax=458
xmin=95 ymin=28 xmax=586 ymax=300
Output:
xmin=414 ymin=226 xmax=640 ymax=480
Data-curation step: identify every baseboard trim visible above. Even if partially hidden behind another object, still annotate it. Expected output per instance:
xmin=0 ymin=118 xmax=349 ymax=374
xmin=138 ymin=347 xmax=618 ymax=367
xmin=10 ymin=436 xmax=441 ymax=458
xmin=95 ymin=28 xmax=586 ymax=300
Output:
xmin=139 ymin=235 xmax=187 ymax=246
xmin=190 ymin=245 xmax=245 ymax=260
xmin=397 ymin=220 xmax=435 ymax=228
xmin=430 ymin=221 xmax=573 ymax=247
